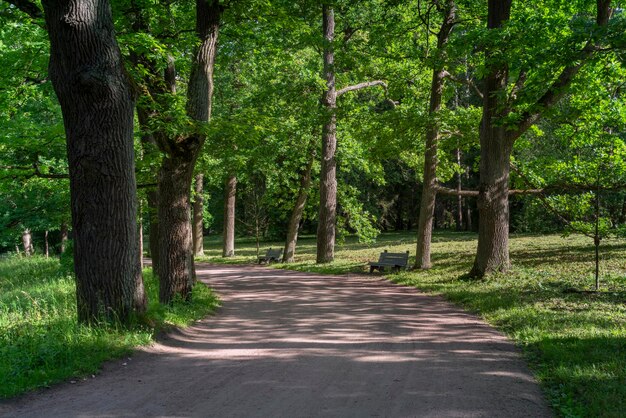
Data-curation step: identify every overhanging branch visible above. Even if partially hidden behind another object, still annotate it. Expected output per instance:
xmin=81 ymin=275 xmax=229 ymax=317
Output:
xmin=4 ymin=0 xmax=43 ymax=19
xmin=336 ymin=80 xmax=387 ymax=97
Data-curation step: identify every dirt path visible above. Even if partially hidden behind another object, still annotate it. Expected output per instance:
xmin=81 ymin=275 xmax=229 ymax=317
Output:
xmin=2 ymin=264 xmax=550 ymax=417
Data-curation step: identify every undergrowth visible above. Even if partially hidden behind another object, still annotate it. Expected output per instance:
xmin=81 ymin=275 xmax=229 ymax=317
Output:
xmin=0 ymin=255 xmax=219 ymax=399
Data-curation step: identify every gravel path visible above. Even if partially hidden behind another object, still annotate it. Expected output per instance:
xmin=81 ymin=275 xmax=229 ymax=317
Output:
xmin=1 ymin=263 xmax=551 ymax=417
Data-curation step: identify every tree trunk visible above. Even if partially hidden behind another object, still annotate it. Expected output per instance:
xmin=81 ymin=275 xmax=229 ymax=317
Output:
xmin=414 ymin=1 xmax=457 ymax=269
xmin=192 ymin=173 xmax=205 ymax=256
xmin=470 ymin=0 xmax=513 ymax=278
xmin=157 ymin=0 xmax=221 ymax=303
xmin=222 ymin=174 xmax=236 ymax=257
xmin=138 ymin=207 xmax=144 ymax=269
xmin=42 ymin=0 xmax=144 ymax=323
xmin=283 ymin=155 xmax=314 ymax=263
xmin=157 ymin=156 xmax=195 ymax=303
xmin=316 ymin=5 xmax=337 ymax=264
xmin=147 ymin=190 xmax=160 ymax=274
xmin=22 ymin=229 xmax=33 ymax=256
xmin=44 ymin=230 xmax=49 ymax=258
xmin=455 ymin=148 xmax=464 ymax=231
xmin=134 ymin=215 xmax=147 ymax=315
xmin=60 ymin=221 xmax=68 ymax=254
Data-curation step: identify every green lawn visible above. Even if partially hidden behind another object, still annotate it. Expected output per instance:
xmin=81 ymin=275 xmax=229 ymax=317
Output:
xmin=0 ymin=255 xmax=219 ymax=399
xmin=199 ymin=231 xmax=626 ymax=418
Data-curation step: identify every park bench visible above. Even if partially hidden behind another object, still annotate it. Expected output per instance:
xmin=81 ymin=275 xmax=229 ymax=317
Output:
xmin=368 ymin=250 xmax=410 ymax=273
xmin=258 ymin=248 xmax=283 ymax=264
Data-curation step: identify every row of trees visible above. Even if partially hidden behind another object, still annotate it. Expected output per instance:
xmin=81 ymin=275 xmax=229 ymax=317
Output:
xmin=1 ymin=0 xmax=624 ymax=323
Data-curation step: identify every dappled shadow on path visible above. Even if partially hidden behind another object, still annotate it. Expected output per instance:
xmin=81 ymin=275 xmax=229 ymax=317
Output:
xmin=2 ymin=264 xmax=549 ymax=418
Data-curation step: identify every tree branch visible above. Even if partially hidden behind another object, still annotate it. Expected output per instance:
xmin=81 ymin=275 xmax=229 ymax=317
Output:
xmin=336 ymin=80 xmax=388 ymax=97
xmin=3 ymin=0 xmax=43 ymax=19
xmin=509 ymin=0 xmax=613 ymax=141
xmin=441 ymin=70 xmax=483 ymax=99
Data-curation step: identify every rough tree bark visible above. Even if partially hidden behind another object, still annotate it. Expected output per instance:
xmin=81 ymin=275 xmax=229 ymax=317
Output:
xmin=157 ymin=0 xmax=222 ymax=303
xmin=222 ymin=174 xmax=236 ymax=257
xmin=470 ymin=0 xmax=612 ymax=277
xmin=192 ymin=173 xmax=205 ymax=256
xmin=42 ymin=0 xmax=144 ymax=323
xmin=316 ymin=4 xmax=338 ymax=264
xmin=414 ymin=0 xmax=457 ymax=269
xmin=283 ymin=154 xmax=314 ymax=263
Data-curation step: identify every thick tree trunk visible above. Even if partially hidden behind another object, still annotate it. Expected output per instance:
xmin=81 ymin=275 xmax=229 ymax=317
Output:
xmin=22 ymin=229 xmax=33 ymax=256
xmin=414 ymin=1 xmax=456 ymax=269
xmin=157 ymin=0 xmax=221 ymax=303
xmin=470 ymin=0 xmax=512 ymax=278
xmin=42 ymin=0 xmax=144 ymax=323
xmin=60 ymin=221 xmax=68 ymax=254
xmin=222 ymin=174 xmax=236 ymax=257
xmin=316 ymin=5 xmax=337 ymax=264
xmin=283 ymin=155 xmax=314 ymax=263
xmin=192 ymin=173 xmax=205 ymax=256
xmin=157 ymin=156 xmax=195 ymax=303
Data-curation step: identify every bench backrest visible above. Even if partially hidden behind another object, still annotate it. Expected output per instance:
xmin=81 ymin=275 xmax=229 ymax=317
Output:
xmin=266 ymin=248 xmax=283 ymax=258
xmin=378 ymin=250 xmax=409 ymax=265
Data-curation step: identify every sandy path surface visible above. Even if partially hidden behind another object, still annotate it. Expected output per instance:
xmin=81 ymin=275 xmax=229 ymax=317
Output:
xmin=1 ymin=264 xmax=550 ymax=417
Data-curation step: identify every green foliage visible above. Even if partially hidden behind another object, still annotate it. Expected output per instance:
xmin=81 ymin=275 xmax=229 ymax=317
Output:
xmin=0 ymin=256 xmax=219 ymax=398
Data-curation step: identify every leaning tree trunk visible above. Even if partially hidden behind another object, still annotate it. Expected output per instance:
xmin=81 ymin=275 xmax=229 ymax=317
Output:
xmin=222 ymin=174 xmax=236 ymax=257
xmin=316 ymin=5 xmax=337 ymax=264
xmin=470 ymin=0 xmax=513 ymax=278
xmin=60 ymin=221 xmax=68 ymax=254
xmin=157 ymin=0 xmax=221 ymax=303
xmin=414 ymin=1 xmax=456 ymax=269
xmin=192 ymin=173 xmax=205 ymax=256
xmin=283 ymin=155 xmax=314 ymax=263
xmin=42 ymin=0 xmax=144 ymax=323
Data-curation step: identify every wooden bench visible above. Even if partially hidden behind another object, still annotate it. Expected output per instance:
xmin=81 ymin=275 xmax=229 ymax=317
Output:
xmin=258 ymin=248 xmax=283 ymax=264
xmin=368 ymin=250 xmax=410 ymax=273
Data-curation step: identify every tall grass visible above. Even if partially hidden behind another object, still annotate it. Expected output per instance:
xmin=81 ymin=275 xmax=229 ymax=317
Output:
xmin=200 ymin=232 xmax=626 ymax=418
xmin=0 ymin=255 xmax=219 ymax=398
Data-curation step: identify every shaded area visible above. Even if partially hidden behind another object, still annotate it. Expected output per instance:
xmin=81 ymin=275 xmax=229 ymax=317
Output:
xmin=2 ymin=264 xmax=549 ymax=417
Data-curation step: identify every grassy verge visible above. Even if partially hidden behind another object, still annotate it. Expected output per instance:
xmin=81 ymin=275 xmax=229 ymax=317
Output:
xmin=200 ymin=231 xmax=625 ymax=417
xmin=0 ymin=255 xmax=219 ymax=399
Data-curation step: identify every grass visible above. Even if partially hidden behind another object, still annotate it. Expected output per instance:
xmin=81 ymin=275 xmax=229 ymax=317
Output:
xmin=0 ymin=255 xmax=219 ymax=399
xmin=200 ymin=231 xmax=626 ymax=418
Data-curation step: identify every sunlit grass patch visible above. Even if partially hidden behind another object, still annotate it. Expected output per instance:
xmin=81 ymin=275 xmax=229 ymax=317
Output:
xmin=0 ymin=255 xmax=219 ymax=399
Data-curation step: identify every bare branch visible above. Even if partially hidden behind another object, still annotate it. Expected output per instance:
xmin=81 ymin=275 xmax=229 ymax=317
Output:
xmin=336 ymin=80 xmax=387 ymax=97
xmin=441 ymin=70 xmax=483 ymax=99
